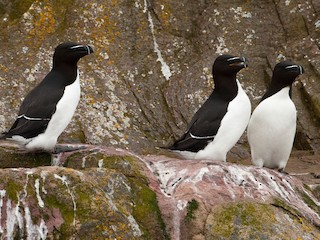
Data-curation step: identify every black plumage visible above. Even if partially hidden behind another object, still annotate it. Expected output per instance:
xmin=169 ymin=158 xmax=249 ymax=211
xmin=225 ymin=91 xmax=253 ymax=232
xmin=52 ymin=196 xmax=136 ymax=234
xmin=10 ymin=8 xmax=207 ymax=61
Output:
xmin=1 ymin=42 xmax=93 ymax=150
xmin=169 ymin=54 xmax=248 ymax=152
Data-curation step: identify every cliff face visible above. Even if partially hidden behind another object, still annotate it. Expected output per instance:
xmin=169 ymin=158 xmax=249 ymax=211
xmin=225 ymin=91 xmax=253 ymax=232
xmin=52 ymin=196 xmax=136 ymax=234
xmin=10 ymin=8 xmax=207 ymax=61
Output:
xmin=0 ymin=0 xmax=320 ymax=153
xmin=0 ymin=0 xmax=320 ymax=239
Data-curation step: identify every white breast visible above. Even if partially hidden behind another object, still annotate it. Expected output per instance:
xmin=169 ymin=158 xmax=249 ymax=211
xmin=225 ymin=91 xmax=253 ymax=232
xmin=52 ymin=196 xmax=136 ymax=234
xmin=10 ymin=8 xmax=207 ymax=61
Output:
xmin=26 ymin=71 xmax=81 ymax=151
xmin=247 ymin=87 xmax=296 ymax=170
xmin=195 ymin=80 xmax=252 ymax=161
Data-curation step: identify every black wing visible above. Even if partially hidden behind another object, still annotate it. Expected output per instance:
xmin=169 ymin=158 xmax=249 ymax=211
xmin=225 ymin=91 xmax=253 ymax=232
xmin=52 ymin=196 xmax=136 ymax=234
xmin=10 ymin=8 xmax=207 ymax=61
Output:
xmin=169 ymin=94 xmax=229 ymax=152
xmin=2 ymin=71 xmax=65 ymax=139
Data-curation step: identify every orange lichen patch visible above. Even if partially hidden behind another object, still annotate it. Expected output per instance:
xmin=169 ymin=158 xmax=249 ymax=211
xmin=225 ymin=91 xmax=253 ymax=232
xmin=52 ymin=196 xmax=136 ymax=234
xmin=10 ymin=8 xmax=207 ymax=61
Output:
xmin=0 ymin=64 xmax=9 ymax=73
xmin=159 ymin=2 xmax=172 ymax=29
xmin=27 ymin=3 xmax=56 ymax=41
xmin=76 ymin=3 xmax=120 ymax=62
xmin=85 ymin=96 xmax=96 ymax=105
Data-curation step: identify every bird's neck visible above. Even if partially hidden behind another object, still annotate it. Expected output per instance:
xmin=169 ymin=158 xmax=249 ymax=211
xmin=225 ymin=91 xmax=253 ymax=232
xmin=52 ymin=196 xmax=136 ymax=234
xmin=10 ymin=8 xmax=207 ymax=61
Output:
xmin=260 ymin=77 xmax=292 ymax=102
xmin=52 ymin=63 xmax=78 ymax=85
xmin=213 ymin=74 xmax=238 ymax=100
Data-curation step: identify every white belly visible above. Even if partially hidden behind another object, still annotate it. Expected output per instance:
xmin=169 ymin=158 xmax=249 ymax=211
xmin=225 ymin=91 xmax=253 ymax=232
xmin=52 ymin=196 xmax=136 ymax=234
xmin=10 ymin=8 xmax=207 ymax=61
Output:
xmin=26 ymin=72 xmax=81 ymax=151
xmin=195 ymin=80 xmax=252 ymax=161
xmin=247 ymin=87 xmax=296 ymax=170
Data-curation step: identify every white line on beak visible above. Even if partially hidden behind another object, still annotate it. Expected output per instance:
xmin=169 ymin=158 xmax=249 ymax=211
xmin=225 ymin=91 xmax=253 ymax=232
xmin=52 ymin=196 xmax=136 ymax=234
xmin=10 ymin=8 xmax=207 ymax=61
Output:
xmin=70 ymin=45 xmax=84 ymax=50
xmin=285 ymin=65 xmax=299 ymax=69
xmin=85 ymin=45 xmax=91 ymax=54
xmin=227 ymin=57 xmax=242 ymax=62
xmin=285 ymin=65 xmax=303 ymax=74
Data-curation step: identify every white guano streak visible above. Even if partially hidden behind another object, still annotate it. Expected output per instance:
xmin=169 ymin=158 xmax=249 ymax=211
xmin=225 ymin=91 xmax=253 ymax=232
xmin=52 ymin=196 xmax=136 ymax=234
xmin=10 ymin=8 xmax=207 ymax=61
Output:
xmin=143 ymin=0 xmax=172 ymax=80
xmin=4 ymin=172 xmax=48 ymax=239
xmin=35 ymin=179 xmax=45 ymax=208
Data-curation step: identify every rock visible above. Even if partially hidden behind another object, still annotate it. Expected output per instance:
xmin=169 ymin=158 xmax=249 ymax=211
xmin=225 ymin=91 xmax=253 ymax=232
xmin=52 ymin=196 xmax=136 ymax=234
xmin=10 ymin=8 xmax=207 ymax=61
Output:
xmin=0 ymin=144 xmax=320 ymax=239
xmin=0 ymin=145 xmax=168 ymax=239
xmin=0 ymin=142 xmax=51 ymax=168
xmin=0 ymin=0 xmax=320 ymax=239
xmin=204 ymin=202 xmax=318 ymax=240
xmin=0 ymin=0 xmax=320 ymax=153
xmin=141 ymin=154 xmax=320 ymax=239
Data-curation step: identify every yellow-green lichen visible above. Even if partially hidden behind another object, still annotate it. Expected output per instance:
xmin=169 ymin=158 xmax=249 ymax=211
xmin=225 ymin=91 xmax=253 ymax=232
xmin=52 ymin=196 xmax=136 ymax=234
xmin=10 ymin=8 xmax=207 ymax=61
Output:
xmin=9 ymin=0 xmax=35 ymax=21
xmin=130 ymin=178 xmax=169 ymax=240
xmin=298 ymin=190 xmax=320 ymax=215
xmin=63 ymin=151 xmax=168 ymax=239
xmin=27 ymin=3 xmax=56 ymax=41
xmin=272 ymin=198 xmax=303 ymax=219
xmin=159 ymin=1 xmax=172 ymax=30
xmin=208 ymin=202 xmax=277 ymax=239
xmin=0 ymin=147 xmax=51 ymax=168
xmin=65 ymin=151 xmax=144 ymax=178
xmin=6 ymin=179 xmax=22 ymax=201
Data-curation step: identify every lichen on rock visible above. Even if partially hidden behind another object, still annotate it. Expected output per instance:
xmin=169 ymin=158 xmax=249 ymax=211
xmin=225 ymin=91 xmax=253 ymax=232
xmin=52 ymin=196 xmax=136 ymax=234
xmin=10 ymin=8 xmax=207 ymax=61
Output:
xmin=0 ymin=0 xmax=320 ymax=239
xmin=0 ymin=146 xmax=169 ymax=239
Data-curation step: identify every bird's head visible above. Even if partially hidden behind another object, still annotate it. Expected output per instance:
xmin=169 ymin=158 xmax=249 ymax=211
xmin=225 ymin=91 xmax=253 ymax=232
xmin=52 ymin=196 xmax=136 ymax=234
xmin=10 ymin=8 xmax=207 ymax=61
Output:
xmin=212 ymin=54 xmax=248 ymax=77
xmin=53 ymin=42 xmax=94 ymax=67
xmin=272 ymin=60 xmax=304 ymax=86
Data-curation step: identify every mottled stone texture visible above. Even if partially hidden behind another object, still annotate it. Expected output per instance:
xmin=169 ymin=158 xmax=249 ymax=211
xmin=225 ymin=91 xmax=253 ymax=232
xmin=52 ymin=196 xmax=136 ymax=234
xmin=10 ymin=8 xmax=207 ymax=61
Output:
xmin=0 ymin=145 xmax=320 ymax=239
xmin=0 ymin=0 xmax=320 ymax=154
xmin=1 ymin=0 xmax=320 ymax=239
xmin=0 ymin=145 xmax=168 ymax=239
xmin=143 ymin=153 xmax=320 ymax=240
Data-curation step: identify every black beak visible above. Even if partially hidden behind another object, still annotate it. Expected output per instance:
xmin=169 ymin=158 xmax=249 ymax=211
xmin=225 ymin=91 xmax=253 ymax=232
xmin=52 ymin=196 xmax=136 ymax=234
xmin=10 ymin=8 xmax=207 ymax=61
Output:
xmin=227 ymin=56 xmax=248 ymax=68
xmin=70 ymin=45 xmax=94 ymax=55
xmin=86 ymin=45 xmax=94 ymax=55
xmin=285 ymin=65 xmax=304 ymax=75
xmin=299 ymin=65 xmax=304 ymax=75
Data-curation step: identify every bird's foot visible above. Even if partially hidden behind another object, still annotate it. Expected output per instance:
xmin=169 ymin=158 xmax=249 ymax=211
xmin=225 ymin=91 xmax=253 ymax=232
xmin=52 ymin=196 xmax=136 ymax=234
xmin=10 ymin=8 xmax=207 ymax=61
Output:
xmin=53 ymin=144 xmax=87 ymax=154
xmin=278 ymin=168 xmax=289 ymax=175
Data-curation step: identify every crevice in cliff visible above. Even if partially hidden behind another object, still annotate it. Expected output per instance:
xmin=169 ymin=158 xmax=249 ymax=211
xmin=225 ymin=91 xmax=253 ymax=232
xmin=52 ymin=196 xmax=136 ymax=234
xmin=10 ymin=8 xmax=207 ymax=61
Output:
xmin=271 ymin=0 xmax=288 ymax=42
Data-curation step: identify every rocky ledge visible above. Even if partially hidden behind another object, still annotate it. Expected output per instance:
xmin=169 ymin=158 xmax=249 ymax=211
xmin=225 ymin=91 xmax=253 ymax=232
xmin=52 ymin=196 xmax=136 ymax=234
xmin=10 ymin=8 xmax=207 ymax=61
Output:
xmin=0 ymin=143 xmax=319 ymax=239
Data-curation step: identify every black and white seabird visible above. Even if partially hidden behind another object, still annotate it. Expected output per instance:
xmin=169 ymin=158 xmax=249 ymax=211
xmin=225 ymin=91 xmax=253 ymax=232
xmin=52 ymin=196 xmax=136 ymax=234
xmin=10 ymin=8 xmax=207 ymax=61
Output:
xmin=0 ymin=42 xmax=93 ymax=152
xmin=247 ymin=60 xmax=304 ymax=171
xmin=169 ymin=54 xmax=251 ymax=161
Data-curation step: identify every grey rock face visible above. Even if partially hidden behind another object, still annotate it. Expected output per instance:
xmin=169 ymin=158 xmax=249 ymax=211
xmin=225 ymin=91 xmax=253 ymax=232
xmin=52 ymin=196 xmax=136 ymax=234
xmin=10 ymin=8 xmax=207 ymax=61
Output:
xmin=0 ymin=0 xmax=319 ymax=154
xmin=0 ymin=1 xmax=320 ymax=238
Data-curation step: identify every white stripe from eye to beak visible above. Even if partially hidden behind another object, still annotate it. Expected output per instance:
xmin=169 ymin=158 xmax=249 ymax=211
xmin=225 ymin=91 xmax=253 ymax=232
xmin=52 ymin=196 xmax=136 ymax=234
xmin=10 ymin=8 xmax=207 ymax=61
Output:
xmin=227 ymin=57 xmax=242 ymax=62
xmin=285 ymin=65 xmax=299 ymax=69
xmin=18 ymin=115 xmax=50 ymax=121
xmin=70 ymin=45 xmax=84 ymax=50
xmin=285 ymin=65 xmax=303 ymax=74
xmin=190 ymin=132 xmax=215 ymax=140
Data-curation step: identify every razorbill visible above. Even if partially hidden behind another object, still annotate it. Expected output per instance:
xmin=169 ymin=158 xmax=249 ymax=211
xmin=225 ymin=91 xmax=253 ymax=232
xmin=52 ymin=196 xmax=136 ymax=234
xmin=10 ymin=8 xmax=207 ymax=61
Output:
xmin=247 ymin=60 xmax=304 ymax=171
xmin=0 ymin=42 xmax=93 ymax=152
xmin=168 ymin=54 xmax=251 ymax=161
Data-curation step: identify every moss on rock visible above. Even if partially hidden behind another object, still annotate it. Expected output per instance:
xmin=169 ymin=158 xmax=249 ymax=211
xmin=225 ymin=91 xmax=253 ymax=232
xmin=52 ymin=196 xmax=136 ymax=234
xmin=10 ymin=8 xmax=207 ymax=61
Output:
xmin=9 ymin=0 xmax=35 ymax=21
xmin=185 ymin=199 xmax=199 ymax=222
xmin=0 ymin=146 xmax=51 ymax=168
xmin=205 ymin=201 xmax=320 ymax=240
xmin=130 ymin=174 xmax=169 ymax=239
xmin=64 ymin=149 xmax=169 ymax=239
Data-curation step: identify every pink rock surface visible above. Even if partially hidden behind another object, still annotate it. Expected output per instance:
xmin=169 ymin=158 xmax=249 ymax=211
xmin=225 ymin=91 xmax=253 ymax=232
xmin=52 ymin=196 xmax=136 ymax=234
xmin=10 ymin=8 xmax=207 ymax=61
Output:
xmin=137 ymin=154 xmax=320 ymax=238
